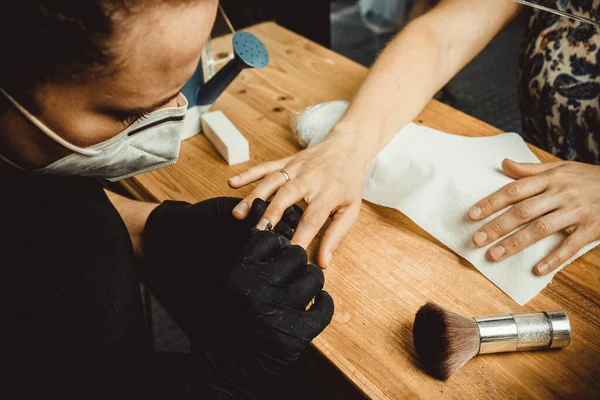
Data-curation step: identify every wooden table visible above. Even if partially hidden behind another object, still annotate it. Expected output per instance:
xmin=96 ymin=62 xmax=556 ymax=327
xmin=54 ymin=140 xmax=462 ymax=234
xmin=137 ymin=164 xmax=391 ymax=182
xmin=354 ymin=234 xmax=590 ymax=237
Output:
xmin=123 ymin=22 xmax=600 ymax=399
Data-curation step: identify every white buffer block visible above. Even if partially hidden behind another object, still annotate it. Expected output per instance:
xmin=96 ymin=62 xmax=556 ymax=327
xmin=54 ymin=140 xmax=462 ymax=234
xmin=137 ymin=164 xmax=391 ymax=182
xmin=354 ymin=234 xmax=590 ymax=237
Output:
xmin=200 ymin=110 xmax=250 ymax=166
xmin=180 ymin=104 xmax=211 ymax=141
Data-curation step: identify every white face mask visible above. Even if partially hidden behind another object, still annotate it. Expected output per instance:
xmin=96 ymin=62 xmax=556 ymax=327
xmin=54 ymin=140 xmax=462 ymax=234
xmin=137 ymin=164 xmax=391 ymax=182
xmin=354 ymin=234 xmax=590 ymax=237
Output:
xmin=0 ymin=88 xmax=188 ymax=182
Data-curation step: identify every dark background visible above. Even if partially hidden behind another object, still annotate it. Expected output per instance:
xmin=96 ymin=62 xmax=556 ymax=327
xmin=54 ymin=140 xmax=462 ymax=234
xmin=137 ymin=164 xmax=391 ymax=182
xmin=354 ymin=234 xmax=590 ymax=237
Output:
xmin=220 ymin=0 xmax=332 ymax=48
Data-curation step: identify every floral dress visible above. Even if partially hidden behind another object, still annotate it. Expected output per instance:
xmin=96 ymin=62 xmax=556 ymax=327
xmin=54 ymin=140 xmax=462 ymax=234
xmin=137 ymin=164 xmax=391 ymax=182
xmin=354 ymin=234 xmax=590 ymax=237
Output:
xmin=519 ymin=0 xmax=600 ymax=163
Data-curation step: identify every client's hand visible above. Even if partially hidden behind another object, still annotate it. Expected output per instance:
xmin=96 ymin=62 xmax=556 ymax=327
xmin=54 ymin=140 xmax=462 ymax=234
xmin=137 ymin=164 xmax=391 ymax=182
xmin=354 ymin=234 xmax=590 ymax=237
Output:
xmin=190 ymin=230 xmax=334 ymax=399
xmin=469 ymin=159 xmax=600 ymax=275
xmin=228 ymin=136 xmax=372 ymax=268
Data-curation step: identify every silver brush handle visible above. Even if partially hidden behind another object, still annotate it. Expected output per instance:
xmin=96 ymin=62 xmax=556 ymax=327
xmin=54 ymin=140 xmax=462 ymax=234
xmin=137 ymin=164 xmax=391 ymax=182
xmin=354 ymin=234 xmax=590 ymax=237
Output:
xmin=475 ymin=311 xmax=571 ymax=354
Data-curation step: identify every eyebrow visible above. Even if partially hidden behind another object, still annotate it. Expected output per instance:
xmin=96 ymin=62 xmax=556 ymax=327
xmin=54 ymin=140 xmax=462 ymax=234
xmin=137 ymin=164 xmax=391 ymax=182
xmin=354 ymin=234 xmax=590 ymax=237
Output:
xmin=119 ymin=88 xmax=183 ymax=114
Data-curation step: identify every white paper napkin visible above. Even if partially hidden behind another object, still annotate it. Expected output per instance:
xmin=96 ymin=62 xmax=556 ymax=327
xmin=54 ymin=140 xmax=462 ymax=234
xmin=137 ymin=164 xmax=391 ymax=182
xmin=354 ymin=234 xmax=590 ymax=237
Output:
xmin=293 ymin=101 xmax=600 ymax=305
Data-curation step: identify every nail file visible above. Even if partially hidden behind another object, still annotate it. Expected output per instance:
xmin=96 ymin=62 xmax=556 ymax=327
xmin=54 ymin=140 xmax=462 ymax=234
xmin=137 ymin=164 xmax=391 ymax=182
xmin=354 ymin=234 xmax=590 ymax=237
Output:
xmin=200 ymin=110 xmax=250 ymax=166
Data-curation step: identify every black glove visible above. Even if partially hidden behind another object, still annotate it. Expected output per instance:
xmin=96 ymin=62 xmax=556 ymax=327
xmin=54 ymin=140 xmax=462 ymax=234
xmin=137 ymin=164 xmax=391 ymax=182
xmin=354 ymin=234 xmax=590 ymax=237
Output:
xmin=144 ymin=197 xmax=303 ymax=266
xmin=182 ymin=230 xmax=335 ymax=399
xmin=141 ymin=197 xmax=304 ymax=342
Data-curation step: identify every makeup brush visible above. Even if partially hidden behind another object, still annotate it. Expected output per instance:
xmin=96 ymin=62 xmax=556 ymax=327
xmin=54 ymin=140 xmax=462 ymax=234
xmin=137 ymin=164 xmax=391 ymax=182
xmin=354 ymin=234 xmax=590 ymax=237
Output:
xmin=413 ymin=302 xmax=571 ymax=380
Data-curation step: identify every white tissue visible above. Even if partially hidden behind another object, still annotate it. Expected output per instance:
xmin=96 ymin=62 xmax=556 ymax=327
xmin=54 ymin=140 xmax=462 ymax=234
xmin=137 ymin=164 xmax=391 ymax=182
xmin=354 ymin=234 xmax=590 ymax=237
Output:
xmin=293 ymin=101 xmax=600 ymax=305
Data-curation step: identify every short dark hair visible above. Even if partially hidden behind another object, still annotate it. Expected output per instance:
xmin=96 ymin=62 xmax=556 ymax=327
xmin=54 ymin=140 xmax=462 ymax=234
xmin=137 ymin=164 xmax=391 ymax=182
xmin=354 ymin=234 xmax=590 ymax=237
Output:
xmin=0 ymin=0 xmax=195 ymax=96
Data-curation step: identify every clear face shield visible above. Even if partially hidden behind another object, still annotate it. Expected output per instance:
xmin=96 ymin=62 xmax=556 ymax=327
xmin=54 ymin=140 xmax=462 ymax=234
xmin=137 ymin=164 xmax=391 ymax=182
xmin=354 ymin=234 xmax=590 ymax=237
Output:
xmin=513 ymin=0 xmax=600 ymax=27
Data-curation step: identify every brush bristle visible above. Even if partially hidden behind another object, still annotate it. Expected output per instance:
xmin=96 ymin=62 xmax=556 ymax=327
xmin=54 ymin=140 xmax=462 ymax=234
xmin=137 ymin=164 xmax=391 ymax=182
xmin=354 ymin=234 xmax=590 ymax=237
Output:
xmin=413 ymin=302 xmax=480 ymax=380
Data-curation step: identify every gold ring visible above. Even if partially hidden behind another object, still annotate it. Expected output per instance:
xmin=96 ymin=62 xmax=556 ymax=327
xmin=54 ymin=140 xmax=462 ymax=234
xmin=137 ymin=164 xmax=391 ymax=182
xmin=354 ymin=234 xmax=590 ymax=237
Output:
xmin=277 ymin=169 xmax=291 ymax=182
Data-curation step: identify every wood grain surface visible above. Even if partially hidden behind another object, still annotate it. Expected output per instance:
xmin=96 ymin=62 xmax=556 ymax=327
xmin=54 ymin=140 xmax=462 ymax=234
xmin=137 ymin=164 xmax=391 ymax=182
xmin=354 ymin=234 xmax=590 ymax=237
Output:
xmin=124 ymin=22 xmax=600 ymax=399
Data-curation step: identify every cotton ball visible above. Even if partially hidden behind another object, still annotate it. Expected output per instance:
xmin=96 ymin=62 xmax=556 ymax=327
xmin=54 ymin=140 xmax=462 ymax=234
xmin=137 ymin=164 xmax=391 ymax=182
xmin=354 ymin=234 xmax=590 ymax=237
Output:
xmin=291 ymin=100 xmax=350 ymax=148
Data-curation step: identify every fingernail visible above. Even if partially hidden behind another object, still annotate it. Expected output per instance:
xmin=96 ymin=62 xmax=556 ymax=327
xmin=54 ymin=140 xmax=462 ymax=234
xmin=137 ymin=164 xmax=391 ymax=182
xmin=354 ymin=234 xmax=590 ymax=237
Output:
xmin=474 ymin=231 xmax=488 ymax=246
xmin=536 ymin=263 xmax=549 ymax=275
xmin=233 ymin=202 xmax=249 ymax=215
xmin=229 ymin=176 xmax=240 ymax=183
xmin=256 ymin=217 xmax=271 ymax=231
xmin=469 ymin=207 xmax=482 ymax=219
xmin=323 ymin=253 xmax=332 ymax=268
xmin=490 ymin=245 xmax=506 ymax=260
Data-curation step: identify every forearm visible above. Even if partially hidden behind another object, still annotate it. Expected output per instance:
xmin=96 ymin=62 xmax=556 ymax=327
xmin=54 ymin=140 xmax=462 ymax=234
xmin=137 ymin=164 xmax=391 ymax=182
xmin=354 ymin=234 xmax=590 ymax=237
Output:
xmin=329 ymin=19 xmax=444 ymax=156
xmin=105 ymin=190 xmax=159 ymax=257
xmin=328 ymin=0 xmax=522 ymax=157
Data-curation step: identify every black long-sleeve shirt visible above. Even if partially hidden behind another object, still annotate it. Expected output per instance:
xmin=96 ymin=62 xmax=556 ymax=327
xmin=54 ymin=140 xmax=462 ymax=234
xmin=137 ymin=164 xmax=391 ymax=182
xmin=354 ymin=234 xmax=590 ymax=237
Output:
xmin=1 ymin=164 xmax=157 ymax=398
xmin=0 ymin=159 xmax=328 ymax=400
